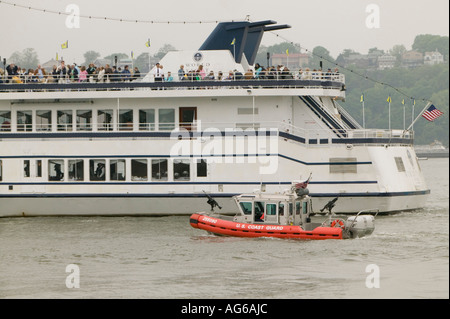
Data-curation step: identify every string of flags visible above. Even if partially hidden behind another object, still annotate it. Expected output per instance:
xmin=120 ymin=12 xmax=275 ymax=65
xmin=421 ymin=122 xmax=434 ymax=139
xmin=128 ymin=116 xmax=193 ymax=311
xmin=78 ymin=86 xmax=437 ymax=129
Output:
xmin=0 ymin=0 xmax=222 ymax=24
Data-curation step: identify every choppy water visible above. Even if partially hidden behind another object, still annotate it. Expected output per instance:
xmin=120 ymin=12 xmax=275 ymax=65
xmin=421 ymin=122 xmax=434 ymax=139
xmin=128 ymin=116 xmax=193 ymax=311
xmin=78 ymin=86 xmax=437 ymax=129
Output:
xmin=0 ymin=158 xmax=448 ymax=299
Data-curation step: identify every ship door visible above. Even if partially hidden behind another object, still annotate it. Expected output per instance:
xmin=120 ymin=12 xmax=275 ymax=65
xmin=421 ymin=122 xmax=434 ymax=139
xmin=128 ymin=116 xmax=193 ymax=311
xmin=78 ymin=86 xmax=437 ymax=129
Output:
xmin=179 ymin=107 xmax=197 ymax=131
xmin=265 ymin=203 xmax=278 ymax=223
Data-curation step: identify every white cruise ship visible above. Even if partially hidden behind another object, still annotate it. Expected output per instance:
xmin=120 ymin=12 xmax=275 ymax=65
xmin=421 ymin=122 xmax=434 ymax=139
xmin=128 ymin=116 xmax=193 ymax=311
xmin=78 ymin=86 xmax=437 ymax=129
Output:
xmin=0 ymin=20 xmax=429 ymax=217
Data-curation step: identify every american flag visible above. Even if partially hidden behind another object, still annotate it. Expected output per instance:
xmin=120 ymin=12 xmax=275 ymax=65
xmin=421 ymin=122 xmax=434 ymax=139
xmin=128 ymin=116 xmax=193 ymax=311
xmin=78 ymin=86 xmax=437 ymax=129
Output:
xmin=296 ymin=173 xmax=312 ymax=189
xmin=422 ymin=104 xmax=444 ymax=122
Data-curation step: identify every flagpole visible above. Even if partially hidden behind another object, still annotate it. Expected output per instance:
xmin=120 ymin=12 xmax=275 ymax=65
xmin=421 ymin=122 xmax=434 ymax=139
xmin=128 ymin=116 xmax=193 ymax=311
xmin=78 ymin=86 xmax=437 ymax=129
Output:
xmin=411 ymin=99 xmax=415 ymax=130
xmin=406 ymin=101 xmax=432 ymax=131
xmin=233 ymin=43 xmax=235 ymax=62
xmin=362 ymin=100 xmax=365 ymax=129
xmin=361 ymin=94 xmax=365 ymax=129
xmin=402 ymin=100 xmax=405 ymax=130
xmin=388 ymin=98 xmax=391 ymax=132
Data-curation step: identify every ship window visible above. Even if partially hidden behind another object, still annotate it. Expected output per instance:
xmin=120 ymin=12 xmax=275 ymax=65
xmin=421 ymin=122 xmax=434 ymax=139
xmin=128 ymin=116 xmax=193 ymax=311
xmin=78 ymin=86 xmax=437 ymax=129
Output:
xmin=69 ymin=159 xmax=84 ymax=181
xmin=139 ymin=109 xmax=155 ymax=131
xmin=197 ymin=159 xmax=207 ymax=177
xmin=289 ymin=203 xmax=293 ymax=216
xmin=110 ymin=159 xmax=126 ymax=181
xmin=57 ymin=110 xmax=73 ymax=131
xmin=255 ymin=201 xmax=265 ymax=220
xmin=24 ymin=160 xmax=30 ymax=177
xmin=48 ymin=159 xmax=64 ymax=181
xmin=279 ymin=203 xmax=285 ymax=216
xmin=0 ymin=160 xmax=2 ymax=181
xmin=131 ymin=159 xmax=148 ymax=181
xmin=0 ymin=111 xmax=11 ymax=131
xmin=295 ymin=201 xmax=301 ymax=216
xmin=239 ymin=202 xmax=252 ymax=215
xmin=36 ymin=160 xmax=42 ymax=177
xmin=237 ymin=108 xmax=258 ymax=115
xmin=152 ymin=159 xmax=168 ymax=181
xmin=119 ymin=109 xmax=133 ymax=131
xmin=17 ymin=110 xmax=32 ymax=132
xmin=76 ymin=110 xmax=92 ymax=131
xmin=89 ymin=159 xmax=105 ymax=181
xmin=173 ymin=159 xmax=190 ymax=181
xmin=266 ymin=203 xmax=277 ymax=216
xmin=395 ymin=157 xmax=405 ymax=172
xmin=36 ymin=110 xmax=52 ymax=131
xmin=158 ymin=108 xmax=175 ymax=130
xmin=98 ymin=109 xmax=113 ymax=131
xmin=329 ymin=157 xmax=357 ymax=173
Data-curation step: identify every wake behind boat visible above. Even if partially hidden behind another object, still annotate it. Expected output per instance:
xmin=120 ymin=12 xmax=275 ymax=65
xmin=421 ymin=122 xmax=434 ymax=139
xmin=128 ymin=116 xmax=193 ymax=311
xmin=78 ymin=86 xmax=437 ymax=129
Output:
xmin=190 ymin=182 xmax=377 ymax=240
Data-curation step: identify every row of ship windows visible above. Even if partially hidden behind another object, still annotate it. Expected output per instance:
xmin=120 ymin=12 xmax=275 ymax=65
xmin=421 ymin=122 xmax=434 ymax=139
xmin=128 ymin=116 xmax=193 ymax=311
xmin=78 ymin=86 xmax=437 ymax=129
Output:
xmin=0 ymin=108 xmax=177 ymax=132
xmin=0 ymin=156 xmax=407 ymax=182
xmin=0 ymin=158 xmax=207 ymax=182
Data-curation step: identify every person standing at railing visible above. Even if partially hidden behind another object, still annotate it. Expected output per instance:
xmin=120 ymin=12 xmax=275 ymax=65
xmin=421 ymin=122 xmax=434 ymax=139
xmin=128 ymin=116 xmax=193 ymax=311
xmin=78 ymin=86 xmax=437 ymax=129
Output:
xmin=78 ymin=66 xmax=88 ymax=82
xmin=178 ymin=65 xmax=185 ymax=81
xmin=153 ymin=63 xmax=163 ymax=82
xmin=56 ymin=61 xmax=68 ymax=83
xmin=97 ymin=66 xmax=105 ymax=82
xmin=104 ymin=64 xmax=113 ymax=82
xmin=254 ymin=63 xmax=263 ymax=79
xmin=122 ymin=65 xmax=131 ymax=81
xmin=198 ymin=65 xmax=206 ymax=80
xmin=165 ymin=71 xmax=174 ymax=82
xmin=6 ymin=63 xmax=18 ymax=83
xmin=87 ymin=63 xmax=97 ymax=83
xmin=68 ymin=64 xmax=79 ymax=82
xmin=132 ymin=67 xmax=140 ymax=81
xmin=34 ymin=65 xmax=46 ymax=83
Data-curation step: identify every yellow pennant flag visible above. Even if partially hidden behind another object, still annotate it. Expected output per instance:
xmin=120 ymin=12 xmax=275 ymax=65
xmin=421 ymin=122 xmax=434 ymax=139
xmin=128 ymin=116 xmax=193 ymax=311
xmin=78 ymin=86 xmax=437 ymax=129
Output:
xmin=387 ymin=96 xmax=392 ymax=103
xmin=231 ymin=38 xmax=236 ymax=45
xmin=286 ymin=49 xmax=289 ymax=56
xmin=61 ymin=40 xmax=68 ymax=49
xmin=145 ymin=39 xmax=151 ymax=48
xmin=402 ymin=99 xmax=405 ymax=105
xmin=360 ymin=94 xmax=364 ymax=103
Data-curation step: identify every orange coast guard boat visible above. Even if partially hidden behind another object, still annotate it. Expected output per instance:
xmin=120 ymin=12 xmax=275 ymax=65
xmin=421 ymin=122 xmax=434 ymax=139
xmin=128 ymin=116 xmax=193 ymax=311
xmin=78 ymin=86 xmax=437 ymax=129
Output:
xmin=190 ymin=183 xmax=377 ymax=240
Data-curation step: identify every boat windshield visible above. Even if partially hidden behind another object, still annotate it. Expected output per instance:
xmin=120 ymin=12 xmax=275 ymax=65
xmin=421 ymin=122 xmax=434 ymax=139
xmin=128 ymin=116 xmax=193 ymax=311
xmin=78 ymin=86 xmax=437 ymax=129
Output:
xmin=239 ymin=202 xmax=252 ymax=215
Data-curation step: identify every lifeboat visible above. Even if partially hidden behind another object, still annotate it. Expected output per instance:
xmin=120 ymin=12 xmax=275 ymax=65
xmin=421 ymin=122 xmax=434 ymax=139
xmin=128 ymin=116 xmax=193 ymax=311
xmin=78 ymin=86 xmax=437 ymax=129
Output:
xmin=190 ymin=181 xmax=377 ymax=240
xmin=190 ymin=213 xmax=343 ymax=240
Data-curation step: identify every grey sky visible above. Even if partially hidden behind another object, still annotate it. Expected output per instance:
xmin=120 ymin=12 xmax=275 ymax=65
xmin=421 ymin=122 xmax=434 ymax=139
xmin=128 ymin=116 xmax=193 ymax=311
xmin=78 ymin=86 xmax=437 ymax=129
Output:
xmin=0 ymin=0 xmax=448 ymax=65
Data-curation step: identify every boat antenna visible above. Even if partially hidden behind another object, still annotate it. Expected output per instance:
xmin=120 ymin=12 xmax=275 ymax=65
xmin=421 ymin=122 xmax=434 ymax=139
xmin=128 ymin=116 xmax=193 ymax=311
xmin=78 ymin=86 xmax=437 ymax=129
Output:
xmin=203 ymin=190 xmax=222 ymax=212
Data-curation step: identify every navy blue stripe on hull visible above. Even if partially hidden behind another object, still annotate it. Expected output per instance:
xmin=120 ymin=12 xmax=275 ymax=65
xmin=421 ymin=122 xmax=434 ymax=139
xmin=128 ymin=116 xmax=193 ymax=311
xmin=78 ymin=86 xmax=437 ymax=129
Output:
xmin=0 ymin=190 xmax=430 ymax=198
xmin=3 ymin=180 xmax=377 ymax=186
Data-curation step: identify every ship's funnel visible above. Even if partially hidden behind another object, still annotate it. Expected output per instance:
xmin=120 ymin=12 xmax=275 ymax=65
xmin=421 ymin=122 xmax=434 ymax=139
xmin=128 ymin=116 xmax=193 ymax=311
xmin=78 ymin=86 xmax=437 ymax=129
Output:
xmin=199 ymin=20 xmax=291 ymax=65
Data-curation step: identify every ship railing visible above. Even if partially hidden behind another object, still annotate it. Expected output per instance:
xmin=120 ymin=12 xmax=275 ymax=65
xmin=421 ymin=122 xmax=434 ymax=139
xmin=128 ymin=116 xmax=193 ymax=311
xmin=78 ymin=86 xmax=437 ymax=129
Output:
xmin=175 ymin=121 xmax=414 ymax=146
xmin=0 ymin=71 xmax=345 ymax=84
xmin=1 ymin=120 xmax=414 ymax=146
xmin=0 ymin=74 xmax=345 ymax=92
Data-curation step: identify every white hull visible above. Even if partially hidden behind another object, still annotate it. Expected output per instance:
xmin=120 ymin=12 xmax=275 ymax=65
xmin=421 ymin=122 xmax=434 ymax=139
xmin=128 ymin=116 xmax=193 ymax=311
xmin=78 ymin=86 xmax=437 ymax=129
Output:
xmin=0 ymin=20 xmax=430 ymax=216
xmin=0 ymin=192 xmax=429 ymax=217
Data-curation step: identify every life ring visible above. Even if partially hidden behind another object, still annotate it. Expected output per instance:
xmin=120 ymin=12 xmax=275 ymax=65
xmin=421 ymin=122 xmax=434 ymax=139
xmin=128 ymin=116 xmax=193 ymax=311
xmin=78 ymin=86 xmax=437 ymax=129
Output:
xmin=331 ymin=219 xmax=345 ymax=228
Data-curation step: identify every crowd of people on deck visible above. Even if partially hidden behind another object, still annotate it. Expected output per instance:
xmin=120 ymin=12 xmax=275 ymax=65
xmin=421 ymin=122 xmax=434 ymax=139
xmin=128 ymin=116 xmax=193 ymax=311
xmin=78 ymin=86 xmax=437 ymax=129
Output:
xmin=0 ymin=61 xmax=141 ymax=84
xmin=171 ymin=63 xmax=340 ymax=82
xmin=0 ymin=60 xmax=340 ymax=84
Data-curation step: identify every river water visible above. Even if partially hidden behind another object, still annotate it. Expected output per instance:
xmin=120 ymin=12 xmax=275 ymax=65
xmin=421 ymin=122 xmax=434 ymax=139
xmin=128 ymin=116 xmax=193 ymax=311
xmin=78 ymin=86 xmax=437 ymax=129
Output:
xmin=0 ymin=158 xmax=448 ymax=299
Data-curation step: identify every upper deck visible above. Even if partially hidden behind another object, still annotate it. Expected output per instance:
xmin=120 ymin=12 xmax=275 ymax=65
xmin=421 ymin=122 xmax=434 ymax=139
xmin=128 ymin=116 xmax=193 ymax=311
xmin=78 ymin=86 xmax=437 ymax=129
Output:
xmin=0 ymin=72 xmax=346 ymax=100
